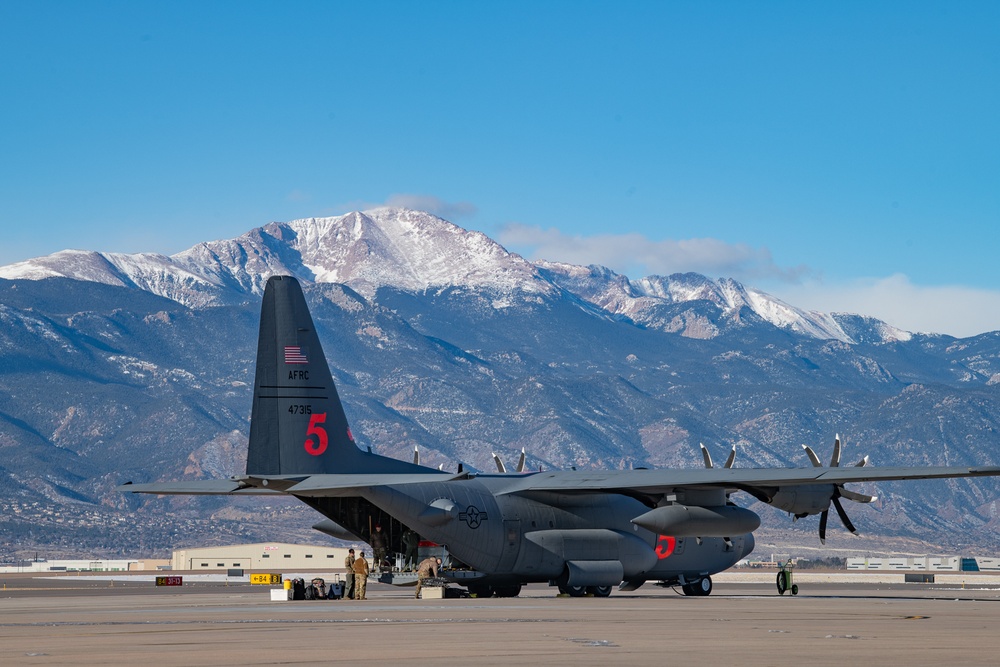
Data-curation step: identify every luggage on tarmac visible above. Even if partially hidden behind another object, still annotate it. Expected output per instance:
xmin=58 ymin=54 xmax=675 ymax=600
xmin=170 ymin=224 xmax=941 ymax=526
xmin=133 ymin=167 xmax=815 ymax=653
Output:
xmin=305 ymin=578 xmax=328 ymax=600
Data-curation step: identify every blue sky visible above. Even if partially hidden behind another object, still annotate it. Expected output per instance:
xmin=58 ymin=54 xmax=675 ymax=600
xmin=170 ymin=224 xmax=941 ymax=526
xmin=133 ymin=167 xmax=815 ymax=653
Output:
xmin=1 ymin=2 xmax=998 ymax=336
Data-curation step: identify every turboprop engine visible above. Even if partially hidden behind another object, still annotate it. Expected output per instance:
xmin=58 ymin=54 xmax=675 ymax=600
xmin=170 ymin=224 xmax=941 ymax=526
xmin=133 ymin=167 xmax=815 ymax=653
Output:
xmin=631 ymin=504 xmax=760 ymax=537
xmin=768 ymin=485 xmax=837 ymax=516
xmin=767 ymin=436 xmax=878 ymax=543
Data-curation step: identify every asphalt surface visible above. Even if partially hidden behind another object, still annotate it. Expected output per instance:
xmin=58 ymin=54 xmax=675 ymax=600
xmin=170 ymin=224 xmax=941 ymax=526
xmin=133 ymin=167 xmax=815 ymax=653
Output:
xmin=2 ymin=573 xmax=1000 ymax=666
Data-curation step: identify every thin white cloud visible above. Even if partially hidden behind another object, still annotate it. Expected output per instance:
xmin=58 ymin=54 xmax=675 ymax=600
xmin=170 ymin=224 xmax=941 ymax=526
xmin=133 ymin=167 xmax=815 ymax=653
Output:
xmin=383 ymin=194 xmax=477 ymax=220
xmin=772 ymin=275 xmax=1000 ymax=338
xmin=334 ymin=194 xmax=478 ymax=221
xmin=497 ymin=223 xmax=811 ymax=283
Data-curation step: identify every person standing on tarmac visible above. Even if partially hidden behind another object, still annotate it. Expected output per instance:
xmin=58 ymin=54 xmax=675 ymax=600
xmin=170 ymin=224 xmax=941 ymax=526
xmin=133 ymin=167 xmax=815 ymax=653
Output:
xmin=414 ymin=556 xmax=442 ymax=599
xmin=344 ymin=548 xmax=356 ymax=600
xmin=352 ymin=550 xmax=370 ymax=600
xmin=402 ymin=529 xmax=419 ymax=570
xmin=370 ymin=524 xmax=388 ymax=573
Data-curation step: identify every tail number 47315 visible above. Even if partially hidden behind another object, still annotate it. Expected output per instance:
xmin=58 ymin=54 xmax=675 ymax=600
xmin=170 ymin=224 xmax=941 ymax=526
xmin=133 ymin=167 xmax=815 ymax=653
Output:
xmin=304 ymin=413 xmax=329 ymax=456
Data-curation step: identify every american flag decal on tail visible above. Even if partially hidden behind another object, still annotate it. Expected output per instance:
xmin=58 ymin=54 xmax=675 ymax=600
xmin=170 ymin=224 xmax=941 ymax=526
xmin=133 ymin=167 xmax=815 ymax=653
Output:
xmin=284 ymin=346 xmax=308 ymax=364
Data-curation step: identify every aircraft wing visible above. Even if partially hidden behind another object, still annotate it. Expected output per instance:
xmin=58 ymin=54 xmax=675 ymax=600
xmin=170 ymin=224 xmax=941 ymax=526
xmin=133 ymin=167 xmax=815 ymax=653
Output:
xmin=493 ymin=464 xmax=1000 ymax=496
xmin=119 ymin=465 xmax=1000 ymax=497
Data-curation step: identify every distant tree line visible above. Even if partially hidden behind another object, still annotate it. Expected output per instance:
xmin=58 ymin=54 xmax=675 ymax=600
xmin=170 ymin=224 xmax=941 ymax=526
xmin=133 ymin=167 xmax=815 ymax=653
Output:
xmin=795 ymin=556 xmax=847 ymax=569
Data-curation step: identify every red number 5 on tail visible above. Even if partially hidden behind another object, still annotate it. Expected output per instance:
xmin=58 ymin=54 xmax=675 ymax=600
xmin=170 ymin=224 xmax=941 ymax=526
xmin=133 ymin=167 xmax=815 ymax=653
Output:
xmin=304 ymin=413 xmax=328 ymax=456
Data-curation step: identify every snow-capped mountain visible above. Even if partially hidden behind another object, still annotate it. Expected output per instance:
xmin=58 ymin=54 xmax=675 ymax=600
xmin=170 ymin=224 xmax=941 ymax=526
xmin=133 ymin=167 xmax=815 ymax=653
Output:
xmin=0 ymin=209 xmax=554 ymax=308
xmin=0 ymin=208 xmax=908 ymax=343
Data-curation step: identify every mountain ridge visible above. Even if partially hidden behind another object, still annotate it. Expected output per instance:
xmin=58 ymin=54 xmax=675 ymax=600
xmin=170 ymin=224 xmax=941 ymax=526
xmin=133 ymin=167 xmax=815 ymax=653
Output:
xmin=0 ymin=208 xmax=914 ymax=345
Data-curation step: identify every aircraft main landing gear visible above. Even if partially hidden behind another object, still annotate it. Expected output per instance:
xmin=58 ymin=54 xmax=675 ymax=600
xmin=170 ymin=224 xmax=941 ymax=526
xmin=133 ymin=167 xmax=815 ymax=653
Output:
xmin=493 ymin=583 xmax=522 ymax=598
xmin=681 ymin=576 xmax=713 ymax=596
xmin=556 ymin=584 xmax=613 ymax=597
xmin=558 ymin=584 xmax=588 ymax=597
xmin=468 ymin=582 xmax=523 ymax=598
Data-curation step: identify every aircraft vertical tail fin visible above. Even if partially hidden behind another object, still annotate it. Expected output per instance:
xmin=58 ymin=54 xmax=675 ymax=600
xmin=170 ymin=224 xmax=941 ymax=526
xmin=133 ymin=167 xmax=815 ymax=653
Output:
xmin=246 ymin=276 xmax=427 ymax=476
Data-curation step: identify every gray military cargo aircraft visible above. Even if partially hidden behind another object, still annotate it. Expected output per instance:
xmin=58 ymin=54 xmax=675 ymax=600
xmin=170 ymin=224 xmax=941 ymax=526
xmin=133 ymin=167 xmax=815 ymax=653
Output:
xmin=120 ymin=276 xmax=1000 ymax=597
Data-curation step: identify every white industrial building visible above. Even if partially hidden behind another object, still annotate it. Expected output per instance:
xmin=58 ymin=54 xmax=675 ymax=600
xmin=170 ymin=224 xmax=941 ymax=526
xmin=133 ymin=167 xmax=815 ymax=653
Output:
xmin=0 ymin=559 xmax=167 ymax=573
xmin=171 ymin=542 xmax=353 ymax=571
xmin=846 ymin=556 xmax=1000 ymax=572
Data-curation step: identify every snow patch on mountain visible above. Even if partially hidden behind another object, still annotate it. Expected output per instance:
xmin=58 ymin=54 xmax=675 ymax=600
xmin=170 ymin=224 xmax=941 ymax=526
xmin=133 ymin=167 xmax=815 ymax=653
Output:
xmin=742 ymin=287 xmax=851 ymax=341
xmin=0 ymin=250 xmax=130 ymax=285
xmin=536 ymin=262 xmax=911 ymax=344
xmin=279 ymin=208 xmax=552 ymax=297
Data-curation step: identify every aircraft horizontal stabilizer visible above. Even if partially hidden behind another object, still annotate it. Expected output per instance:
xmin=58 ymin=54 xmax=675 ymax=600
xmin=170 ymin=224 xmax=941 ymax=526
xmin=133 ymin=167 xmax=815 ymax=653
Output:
xmin=117 ymin=480 xmax=279 ymax=495
xmin=312 ymin=519 xmax=356 ymax=540
xmin=285 ymin=472 xmax=466 ymax=497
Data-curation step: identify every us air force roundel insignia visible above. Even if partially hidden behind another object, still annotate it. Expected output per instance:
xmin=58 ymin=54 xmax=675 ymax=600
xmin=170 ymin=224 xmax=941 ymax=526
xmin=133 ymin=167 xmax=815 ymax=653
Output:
xmin=459 ymin=505 xmax=488 ymax=529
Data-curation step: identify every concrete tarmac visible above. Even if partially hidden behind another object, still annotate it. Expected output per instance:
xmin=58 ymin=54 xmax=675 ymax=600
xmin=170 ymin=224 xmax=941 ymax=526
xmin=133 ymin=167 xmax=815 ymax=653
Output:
xmin=2 ymin=574 xmax=1000 ymax=666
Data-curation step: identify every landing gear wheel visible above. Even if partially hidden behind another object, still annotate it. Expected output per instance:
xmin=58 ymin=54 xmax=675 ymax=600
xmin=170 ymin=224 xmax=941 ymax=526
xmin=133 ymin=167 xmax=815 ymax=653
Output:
xmin=588 ymin=585 xmax=612 ymax=598
xmin=493 ymin=584 xmax=522 ymax=598
xmin=558 ymin=584 xmax=587 ymax=597
xmin=467 ymin=583 xmax=494 ymax=598
xmin=681 ymin=578 xmax=712 ymax=596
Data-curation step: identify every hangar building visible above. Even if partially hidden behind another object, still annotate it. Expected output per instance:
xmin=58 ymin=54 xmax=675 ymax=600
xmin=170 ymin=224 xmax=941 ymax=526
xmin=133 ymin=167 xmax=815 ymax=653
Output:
xmin=171 ymin=543 xmax=353 ymax=571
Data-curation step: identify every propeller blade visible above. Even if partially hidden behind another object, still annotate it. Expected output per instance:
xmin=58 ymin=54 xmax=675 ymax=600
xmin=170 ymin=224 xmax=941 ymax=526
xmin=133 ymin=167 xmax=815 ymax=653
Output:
xmin=818 ymin=509 xmax=829 ymax=544
xmin=492 ymin=452 xmax=507 ymax=474
xmin=802 ymin=444 xmax=822 ymax=467
xmin=516 ymin=448 xmax=526 ymax=473
xmin=700 ymin=443 xmax=714 ymax=469
xmin=724 ymin=445 xmax=736 ymax=469
xmin=839 ymin=487 xmax=877 ymax=504
xmin=830 ymin=434 xmax=841 ymax=467
xmin=831 ymin=496 xmax=858 ymax=535
xmin=413 ymin=446 xmax=420 ymax=466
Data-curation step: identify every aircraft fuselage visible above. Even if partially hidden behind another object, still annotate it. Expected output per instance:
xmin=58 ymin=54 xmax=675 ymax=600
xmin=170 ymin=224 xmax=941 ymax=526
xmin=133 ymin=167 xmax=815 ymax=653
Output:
xmin=306 ymin=475 xmax=754 ymax=589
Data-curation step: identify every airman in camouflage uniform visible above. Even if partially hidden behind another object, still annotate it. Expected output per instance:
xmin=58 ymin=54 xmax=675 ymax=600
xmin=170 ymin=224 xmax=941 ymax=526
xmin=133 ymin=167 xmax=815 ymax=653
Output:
xmin=352 ymin=550 xmax=370 ymax=600
xmin=414 ymin=556 xmax=441 ymax=599
xmin=344 ymin=548 xmax=356 ymax=600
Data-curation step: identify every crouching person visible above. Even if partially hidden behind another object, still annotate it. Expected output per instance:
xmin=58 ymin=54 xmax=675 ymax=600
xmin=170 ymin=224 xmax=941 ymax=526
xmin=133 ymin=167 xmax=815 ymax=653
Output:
xmin=415 ymin=557 xmax=442 ymax=599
